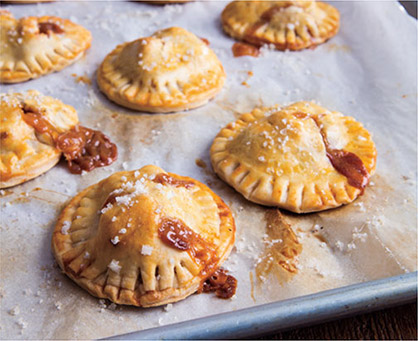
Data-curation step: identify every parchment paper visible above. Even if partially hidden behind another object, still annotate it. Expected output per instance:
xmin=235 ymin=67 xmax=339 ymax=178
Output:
xmin=0 ymin=1 xmax=417 ymax=339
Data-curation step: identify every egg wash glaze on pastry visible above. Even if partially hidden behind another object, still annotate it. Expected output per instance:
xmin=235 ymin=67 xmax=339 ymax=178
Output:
xmin=52 ymin=165 xmax=236 ymax=307
xmin=210 ymin=102 xmax=377 ymax=213
xmin=0 ymin=10 xmax=92 ymax=83
xmin=0 ymin=91 xmax=117 ymax=188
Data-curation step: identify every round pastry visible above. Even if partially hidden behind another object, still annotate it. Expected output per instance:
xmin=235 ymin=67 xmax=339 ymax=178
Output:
xmin=221 ymin=0 xmax=340 ymax=51
xmin=52 ymin=165 xmax=236 ymax=307
xmin=0 ymin=10 xmax=92 ymax=83
xmin=210 ymin=102 xmax=377 ymax=213
xmin=0 ymin=90 xmax=78 ymax=188
xmin=97 ymin=27 xmax=226 ymax=113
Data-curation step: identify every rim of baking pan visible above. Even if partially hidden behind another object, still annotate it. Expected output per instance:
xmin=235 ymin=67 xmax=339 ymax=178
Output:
xmin=108 ymin=271 xmax=417 ymax=340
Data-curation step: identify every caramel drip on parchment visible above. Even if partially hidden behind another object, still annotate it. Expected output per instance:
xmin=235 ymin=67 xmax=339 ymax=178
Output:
xmin=255 ymin=210 xmax=302 ymax=284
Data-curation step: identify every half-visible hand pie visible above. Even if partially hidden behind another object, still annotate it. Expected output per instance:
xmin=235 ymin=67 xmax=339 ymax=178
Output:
xmin=221 ymin=1 xmax=340 ymax=51
xmin=0 ymin=90 xmax=117 ymax=188
xmin=52 ymin=165 xmax=236 ymax=307
xmin=0 ymin=10 xmax=92 ymax=83
xmin=210 ymin=102 xmax=377 ymax=213
xmin=97 ymin=27 xmax=226 ymax=113
xmin=0 ymin=90 xmax=78 ymax=188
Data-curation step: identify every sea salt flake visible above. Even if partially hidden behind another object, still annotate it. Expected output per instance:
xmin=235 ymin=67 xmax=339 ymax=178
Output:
xmin=111 ymin=236 xmax=120 ymax=245
xmin=61 ymin=221 xmax=71 ymax=235
xmin=164 ymin=304 xmax=173 ymax=312
xmin=141 ymin=245 xmax=153 ymax=256
xmin=108 ymin=259 xmax=121 ymax=273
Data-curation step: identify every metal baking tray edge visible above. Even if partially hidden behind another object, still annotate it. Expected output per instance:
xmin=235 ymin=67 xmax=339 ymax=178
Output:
xmin=108 ymin=272 xmax=417 ymax=340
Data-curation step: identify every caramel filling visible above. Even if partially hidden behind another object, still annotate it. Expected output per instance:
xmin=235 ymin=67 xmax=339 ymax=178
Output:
xmin=310 ymin=114 xmax=370 ymax=192
xmin=21 ymin=106 xmax=117 ymax=174
xmin=232 ymin=42 xmax=260 ymax=57
xmin=198 ymin=268 xmax=237 ymax=299
xmin=56 ymin=125 xmax=118 ymax=174
xmin=38 ymin=22 xmax=64 ymax=36
xmin=153 ymin=173 xmax=195 ymax=189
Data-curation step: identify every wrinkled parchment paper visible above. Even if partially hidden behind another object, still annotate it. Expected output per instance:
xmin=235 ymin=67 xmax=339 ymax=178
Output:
xmin=0 ymin=1 xmax=417 ymax=339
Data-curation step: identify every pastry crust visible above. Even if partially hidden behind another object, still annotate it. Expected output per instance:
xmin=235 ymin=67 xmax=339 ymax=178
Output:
xmin=221 ymin=1 xmax=340 ymax=51
xmin=210 ymin=102 xmax=377 ymax=213
xmin=52 ymin=165 xmax=235 ymax=307
xmin=97 ymin=27 xmax=226 ymax=113
xmin=0 ymin=90 xmax=79 ymax=188
xmin=0 ymin=10 xmax=92 ymax=83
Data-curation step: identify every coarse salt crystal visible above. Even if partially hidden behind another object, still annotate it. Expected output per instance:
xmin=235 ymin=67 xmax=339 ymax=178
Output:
xmin=119 ymin=228 xmax=127 ymax=234
xmin=111 ymin=236 xmax=120 ymax=245
xmin=141 ymin=245 xmax=153 ymax=256
xmin=108 ymin=259 xmax=121 ymax=273
xmin=164 ymin=304 xmax=173 ymax=312
xmin=61 ymin=221 xmax=71 ymax=235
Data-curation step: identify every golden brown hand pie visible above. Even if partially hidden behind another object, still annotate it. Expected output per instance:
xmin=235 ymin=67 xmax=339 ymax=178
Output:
xmin=52 ymin=165 xmax=235 ymax=307
xmin=0 ymin=10 xmax=92 ymax=83
xmin=221 ymin=1 xmax=340 ymax=51
xmin=0 ymin=90 xmax=78 ymax=188
xmin=210 ymin=102 xmax=377 ymax=213
xmin=97 ymin=27 xmax=226 ymax=113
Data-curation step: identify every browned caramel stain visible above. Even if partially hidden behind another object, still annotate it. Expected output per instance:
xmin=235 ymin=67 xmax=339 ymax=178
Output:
xmin=31 ymin=187 xmax=71 ymax=197
xmin=313 ymin=233 xmax=327 ymax=244
xmin=326 ymin=43 xmax=351 ymax=53
xmin=241 ymin=71 xmax=255 ymax=88
xmin=256 ymin=210 xmax=302 ymax=284
xmin=402 ymin=95 xmax=407 ymax=99
xmin=249 ymin=271 xmax=256 ymax=303
xmin=195 ymin=158 xmax=207 ymax=169
xmin=71 ymin=73 xmax=92 ymax=86
xmin=200 ymin=37 xmax=210 ymax=45
xmin=0 ymin=189 xmax=13 ymax=197
xmin=0 ymin=131 xmax=8 ymax=139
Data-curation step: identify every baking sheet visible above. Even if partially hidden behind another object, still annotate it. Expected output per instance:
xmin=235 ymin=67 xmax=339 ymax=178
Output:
xmin=0 ymin=1 xmax=417 ymax=339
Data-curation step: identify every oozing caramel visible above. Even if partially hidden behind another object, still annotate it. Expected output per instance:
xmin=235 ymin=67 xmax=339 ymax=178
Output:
xmin=21 ymin=106 xmax=117 ymax=174
xmin=38 ymin=22 xmax=64 ymax=36
xmin=232 ymin=42 xmax=260 ymax=57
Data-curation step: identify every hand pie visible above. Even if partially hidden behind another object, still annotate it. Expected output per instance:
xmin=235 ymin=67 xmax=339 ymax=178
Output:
xmin=52 ymin=165 xmax=235 ymax=307
xmin=0 ymin=90 xmax=78 ymax=188
xmin=0 ymin=11 xmax=92 ymax=83
xmin=97 ymin=27 xmax=226 ymax=113
xmin=1 ymin=90 xmax=118 ymax=188
xmin=221 ymin=1 xmax=340 ymax=51
xmin=210 ymin=102 xmax=377 ymax=213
